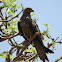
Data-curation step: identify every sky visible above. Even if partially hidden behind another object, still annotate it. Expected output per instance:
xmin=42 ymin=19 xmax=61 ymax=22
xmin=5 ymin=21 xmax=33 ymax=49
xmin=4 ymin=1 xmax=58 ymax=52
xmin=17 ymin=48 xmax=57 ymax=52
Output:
xmin=0 ymin=0 xmax=62 ymax=62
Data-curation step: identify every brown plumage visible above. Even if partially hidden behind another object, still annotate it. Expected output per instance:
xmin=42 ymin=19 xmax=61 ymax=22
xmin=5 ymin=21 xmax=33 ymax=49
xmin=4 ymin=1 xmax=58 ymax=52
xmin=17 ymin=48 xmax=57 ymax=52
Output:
xmin=18 ymin=7 xmax=54 ymax=62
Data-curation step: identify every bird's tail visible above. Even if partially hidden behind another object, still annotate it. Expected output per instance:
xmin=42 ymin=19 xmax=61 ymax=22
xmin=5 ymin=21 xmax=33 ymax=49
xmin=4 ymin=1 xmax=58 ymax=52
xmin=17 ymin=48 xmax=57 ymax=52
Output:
xmin=32 ymin=39 xmax=49 ymax=62
xmin=44 ymin=46 xmax=54 ymax=53
xmin=32 ymin=38 xmax=54 ymax=62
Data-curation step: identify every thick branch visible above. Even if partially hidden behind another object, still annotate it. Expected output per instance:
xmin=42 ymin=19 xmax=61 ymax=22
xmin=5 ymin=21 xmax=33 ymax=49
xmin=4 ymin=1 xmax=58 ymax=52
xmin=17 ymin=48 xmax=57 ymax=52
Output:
xmin=13 ymin=32 xmax=40 ymax=61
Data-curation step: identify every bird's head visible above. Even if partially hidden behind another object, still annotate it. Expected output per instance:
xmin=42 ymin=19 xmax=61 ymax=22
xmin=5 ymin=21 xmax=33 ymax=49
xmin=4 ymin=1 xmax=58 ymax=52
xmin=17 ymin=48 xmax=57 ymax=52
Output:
xmin=23 ymin=7 xmax=34 ymax=14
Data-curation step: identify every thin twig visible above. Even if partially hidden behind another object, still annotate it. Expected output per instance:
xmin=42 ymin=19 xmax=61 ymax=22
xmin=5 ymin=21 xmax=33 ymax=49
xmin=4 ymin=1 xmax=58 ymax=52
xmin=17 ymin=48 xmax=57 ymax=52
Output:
xmin=5 ymin=54 xmax=11 ymax=62
xmin=26 ymin=53 xmax=38 ymax=62
xmin=46 ymin=35 xmax=62 ymax=48
xmin=54 ymin=37 xmax=59 ymax=41
xmin=0 ymin=33 xmax=19 ymax=42
xmin=9 ymin=46 xmax=17 ymax=55
xmin=0 ymin=10 xmax=23 ymax=22
xmin=54 ymin=56 xmax=62 ymax=62
xmin=0 ymin=16 xmax=4 ymax=20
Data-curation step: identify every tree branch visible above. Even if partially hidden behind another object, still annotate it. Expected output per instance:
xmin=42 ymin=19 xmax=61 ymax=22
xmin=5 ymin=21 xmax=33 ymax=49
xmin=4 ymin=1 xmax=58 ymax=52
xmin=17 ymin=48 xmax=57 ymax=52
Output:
xmin=0 ymin=10 xmax=23 ymax=22
xmin=13 ymin=32 xmax=40 ymax=61
xmin=26 ymin=53 xmax=38 ymax=62
xmin=54 ymin=56 xmax=62 ymax=62
xmin=0 ymin=33 xmax=19 ymax=42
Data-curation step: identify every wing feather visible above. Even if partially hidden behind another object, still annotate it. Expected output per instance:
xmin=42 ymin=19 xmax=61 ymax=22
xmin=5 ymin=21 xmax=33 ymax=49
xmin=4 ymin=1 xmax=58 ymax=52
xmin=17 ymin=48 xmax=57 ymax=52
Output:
xmin=18 ymin=21 xmax=27 ymax=40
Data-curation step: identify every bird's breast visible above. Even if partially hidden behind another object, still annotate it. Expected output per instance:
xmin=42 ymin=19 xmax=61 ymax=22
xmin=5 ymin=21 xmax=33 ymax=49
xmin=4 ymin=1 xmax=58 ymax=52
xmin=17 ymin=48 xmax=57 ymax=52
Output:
xmin=21 ymin=22 xmax=33 ymax=39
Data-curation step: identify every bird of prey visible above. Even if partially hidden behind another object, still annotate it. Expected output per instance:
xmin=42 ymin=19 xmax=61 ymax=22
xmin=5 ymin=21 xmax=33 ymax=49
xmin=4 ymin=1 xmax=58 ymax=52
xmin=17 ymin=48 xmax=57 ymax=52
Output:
xmin=18 ymin=7 xmax=54 ymax=62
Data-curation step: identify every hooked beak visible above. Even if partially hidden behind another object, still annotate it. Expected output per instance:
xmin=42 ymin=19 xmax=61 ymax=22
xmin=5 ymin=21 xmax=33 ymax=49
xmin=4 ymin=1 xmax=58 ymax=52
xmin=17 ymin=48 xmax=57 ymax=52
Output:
xmin=31 ymin=9 xmax=34 ymax=12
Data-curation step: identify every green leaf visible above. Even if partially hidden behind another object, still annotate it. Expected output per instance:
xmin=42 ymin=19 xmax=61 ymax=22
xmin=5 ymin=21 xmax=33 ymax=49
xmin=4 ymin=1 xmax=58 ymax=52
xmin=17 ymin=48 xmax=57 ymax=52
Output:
xmin=3 ymin=10 xmax=7 ymax=13
xmin=31 ymin=13 xmax=35 ymax=16
xmin=16 ymin=4 xmax=21 ymax=8
xmin=43 ymin=24 xmax=48 ymax=26
xmin=25 ymin=49 xmax=33 ymax=53
xmin=44 ymin=39 xmax=47 ymax=41
xmin=3 ymin=8 xmax=15 ymax=15
xmin=6 ymin=0 xmax=9 ymax=4
xmin=20 ymin=44 xmax=24 ymax=47
xmin=43 ymin=24 xmax=51 ymax=29
xmin=33 ymin=17 xmax=36 ymax=21
xmin=0 ymin=55 xmax=7 ymax=58
xmin=10 ymin=0 xmax=17 ymax=3
xmin=30 ymin=47 xmax=37 ymax=53
xmin=0 ymin=55 xmax=15 ymax=59
xmin=10 ymin=55 xmax=15 ymax=59
xmin=25 ymin=47 xmax=37 ymax=53
xmin=7 ymin=26 xmax=12 ymax=29
xmin=21 ymin=4 xmax=22 ymax=6
xmin=3 ymin=29 xmax=9 ymax=34
xmin=14 ymin=29 xmax=18 ymax=32
xmin=51 ymin=41 xmax=54 ymax=45
xmin=0 ymin=51 xmax=8 ymax=58
xmin=26 ymin=60 xmax=29 ymax=62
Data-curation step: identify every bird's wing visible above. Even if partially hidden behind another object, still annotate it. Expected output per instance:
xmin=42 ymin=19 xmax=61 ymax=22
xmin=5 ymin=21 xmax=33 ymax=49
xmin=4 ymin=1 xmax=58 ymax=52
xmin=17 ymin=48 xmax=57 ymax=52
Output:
xmin=25 ymin=16 xmax=44 ymax=41
xmin=25 ymin=17 xmax=49 ymax=61
xmin=18 ymin=21 xmax=27 ymax=40
xmin=26 ymin=17 xmax=40 ymax=33
xmin=25 ymin=17 xmax=54 ymax=52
